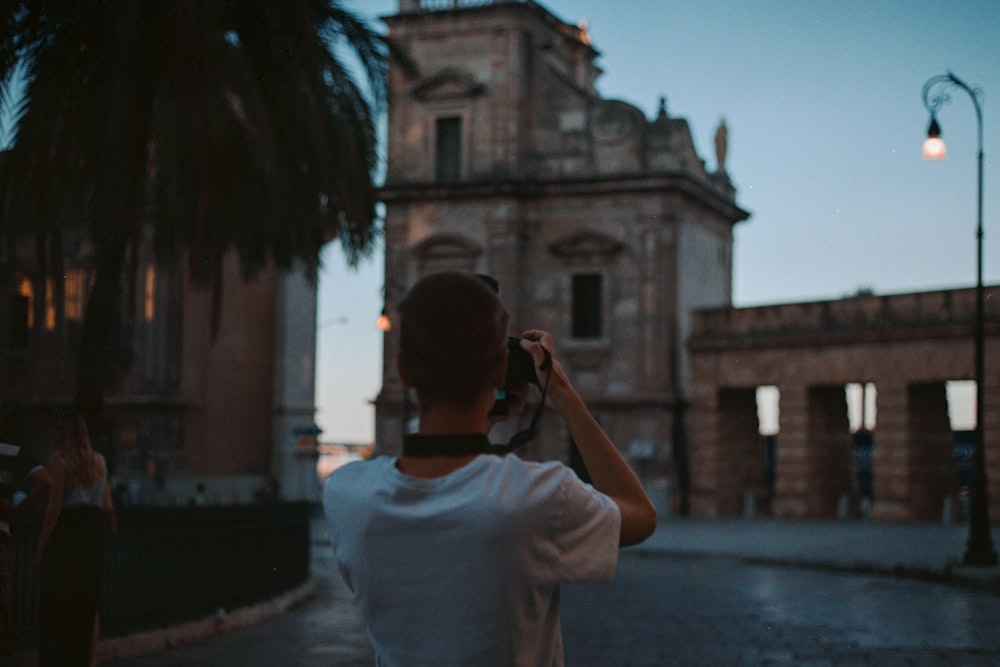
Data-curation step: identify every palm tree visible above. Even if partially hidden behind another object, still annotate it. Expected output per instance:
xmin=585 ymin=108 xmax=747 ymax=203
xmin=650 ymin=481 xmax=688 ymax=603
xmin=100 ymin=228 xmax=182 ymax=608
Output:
xmin=0 ymin=1 xmax=405 ymax=425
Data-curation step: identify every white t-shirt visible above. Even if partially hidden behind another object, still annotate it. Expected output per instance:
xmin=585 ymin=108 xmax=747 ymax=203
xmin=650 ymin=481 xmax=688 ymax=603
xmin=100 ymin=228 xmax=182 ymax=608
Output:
xmin=323 ymin=454 xmax=621 ymax=667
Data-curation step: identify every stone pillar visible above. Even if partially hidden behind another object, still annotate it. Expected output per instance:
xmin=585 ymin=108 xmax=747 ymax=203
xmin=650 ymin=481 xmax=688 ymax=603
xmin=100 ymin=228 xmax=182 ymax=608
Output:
xmin=771 ymin=384 xmax=851 ymax=518
xmin=373 ymin=207 xmax=410 ymax=456
xmin=871 ymin=380 xmax=910 ymax=521
xmin=638 ymin=220 xmax=673 ymax=392
xmin=907 ymin=382 xmax=955 ymax=521
xmin=271 ymin=268 xmax=322 ymax=502
xmin=772 ymin=384 xmax=810 ymax=518
xmin=715 ymin=388 xmax=761 ymax=516
xmin=806 ymin=385 xmax=853 ymax=518
xmin=688 ymin=370 xmax=721 ymax=516
xmin=983 ymin=338 xmax=1000 ymax=522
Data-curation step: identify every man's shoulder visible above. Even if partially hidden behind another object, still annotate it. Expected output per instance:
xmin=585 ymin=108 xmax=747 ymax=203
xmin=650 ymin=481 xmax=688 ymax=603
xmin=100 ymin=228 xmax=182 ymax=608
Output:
xmin=330 ymin=455 xmax=390 ymax=476
xmin=325 ymin=456 xmax=392 ymax=491
xmin=490 ymin=455 xmax=592 ymax=502
xmin=496 ymin=455 xmax=570 ymax=480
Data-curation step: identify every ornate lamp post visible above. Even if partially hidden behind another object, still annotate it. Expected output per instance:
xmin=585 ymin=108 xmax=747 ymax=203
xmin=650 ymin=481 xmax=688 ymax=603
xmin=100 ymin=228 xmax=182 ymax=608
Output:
xmin=921 ymin=71 xmax=997 ymax=566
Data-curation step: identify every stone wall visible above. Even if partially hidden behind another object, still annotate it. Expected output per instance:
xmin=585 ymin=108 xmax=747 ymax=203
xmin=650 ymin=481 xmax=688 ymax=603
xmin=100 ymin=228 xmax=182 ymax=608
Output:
xmin=690 ymin=286 xmax=1000 ymax=522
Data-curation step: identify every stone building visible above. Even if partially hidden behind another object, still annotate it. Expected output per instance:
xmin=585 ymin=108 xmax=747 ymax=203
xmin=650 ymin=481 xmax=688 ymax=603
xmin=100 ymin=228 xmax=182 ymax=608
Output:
xmin=688 ymin=286 xmax=1000 ymax=523
xmin=1 ymin=238 xmax=321 ymax=502
xmin=374 ymin=0 xmax=748 ymax=511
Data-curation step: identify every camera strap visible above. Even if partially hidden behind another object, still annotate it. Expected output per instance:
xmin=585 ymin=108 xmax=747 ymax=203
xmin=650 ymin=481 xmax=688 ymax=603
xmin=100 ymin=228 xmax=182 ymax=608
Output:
xmin=403 ymin=433 xmax=492 ymax=457
xmin=400 ymin=347 xmax=553 ymax=458
xmin=490 ymin=346 xmax=553 ymax=455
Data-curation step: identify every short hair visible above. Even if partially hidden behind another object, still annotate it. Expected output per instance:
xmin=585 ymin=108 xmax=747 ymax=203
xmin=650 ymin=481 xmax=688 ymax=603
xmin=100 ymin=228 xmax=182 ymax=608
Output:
xmin=398 ymin=272 xmax=509 ymax=408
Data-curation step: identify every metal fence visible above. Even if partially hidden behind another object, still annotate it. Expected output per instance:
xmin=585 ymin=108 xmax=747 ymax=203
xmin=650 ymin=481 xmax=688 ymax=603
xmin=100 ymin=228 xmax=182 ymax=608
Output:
xmin=3 ymin=501 xmax=312 ymax=651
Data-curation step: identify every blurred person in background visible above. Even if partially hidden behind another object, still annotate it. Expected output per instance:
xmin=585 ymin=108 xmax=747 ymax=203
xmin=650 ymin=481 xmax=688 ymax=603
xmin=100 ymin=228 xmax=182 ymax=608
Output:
xmin=35 ymin=412 xmax=116 ymax=666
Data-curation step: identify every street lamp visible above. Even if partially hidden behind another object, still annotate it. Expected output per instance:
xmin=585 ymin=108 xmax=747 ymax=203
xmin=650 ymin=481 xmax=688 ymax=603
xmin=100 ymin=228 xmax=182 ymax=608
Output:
xmin=921 ymin=71 xmax=997 ymax=566
xmin=375 ymin=309 xmax=392 ymax=332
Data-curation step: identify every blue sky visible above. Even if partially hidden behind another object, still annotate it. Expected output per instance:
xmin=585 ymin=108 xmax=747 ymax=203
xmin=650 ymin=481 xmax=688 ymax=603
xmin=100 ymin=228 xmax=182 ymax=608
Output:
xmin=318 ymin=0 xmax=1000 ymax=442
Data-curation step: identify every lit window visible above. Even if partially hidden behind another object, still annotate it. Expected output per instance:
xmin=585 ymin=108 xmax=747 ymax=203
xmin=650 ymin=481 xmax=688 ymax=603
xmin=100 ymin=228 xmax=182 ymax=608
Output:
xmin=65 ymin=270 xmax=85 ymax=320
xmin=44 ymin=277 xmax=56 ymax=330
xmin=18 ymin=277 xmax=34 ymax=328
xmin=144 ymin=265 xmax=156 ymax=321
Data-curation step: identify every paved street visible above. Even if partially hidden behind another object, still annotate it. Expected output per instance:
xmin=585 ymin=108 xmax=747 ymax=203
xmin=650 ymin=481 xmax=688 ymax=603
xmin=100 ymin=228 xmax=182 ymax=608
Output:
xmin=102 ymin=544 xmax=373 ymax=667
xmin=102 ymin=530 xmax=1000 ymax=666
xmin=562 ymin=552 xmax=1000 ymax=666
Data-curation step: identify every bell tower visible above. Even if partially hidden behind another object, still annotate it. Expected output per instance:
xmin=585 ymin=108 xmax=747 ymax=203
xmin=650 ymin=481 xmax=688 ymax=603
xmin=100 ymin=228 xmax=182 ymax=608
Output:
xmin=375 ymin=0 xmax=748 ymax=514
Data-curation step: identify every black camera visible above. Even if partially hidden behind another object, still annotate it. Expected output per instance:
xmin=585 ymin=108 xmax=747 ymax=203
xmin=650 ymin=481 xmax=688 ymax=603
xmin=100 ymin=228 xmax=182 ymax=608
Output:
xmin=505 ymin=336 xmax=539 ymax=387
xmin=476 ymin=275 xmax=540 ymax=415
xmin=491 ymin=336 xmax=538 ymax=416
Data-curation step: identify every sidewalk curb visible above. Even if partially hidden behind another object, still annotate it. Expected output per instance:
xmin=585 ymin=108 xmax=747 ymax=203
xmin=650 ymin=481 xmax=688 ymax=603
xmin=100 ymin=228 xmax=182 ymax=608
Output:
xmin=629 ymin=544 xmax=1000 ymax=594
xmin=9 ymin=577 xmax=318 ymax=666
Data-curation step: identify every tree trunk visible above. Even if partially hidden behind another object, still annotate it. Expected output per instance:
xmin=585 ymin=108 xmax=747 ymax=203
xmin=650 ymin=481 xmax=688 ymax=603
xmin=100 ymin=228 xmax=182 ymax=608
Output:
xmin=73 ymin=3 xmax=157 ymax=432
xmin=74 ymin=237 xmax=128 ymax=430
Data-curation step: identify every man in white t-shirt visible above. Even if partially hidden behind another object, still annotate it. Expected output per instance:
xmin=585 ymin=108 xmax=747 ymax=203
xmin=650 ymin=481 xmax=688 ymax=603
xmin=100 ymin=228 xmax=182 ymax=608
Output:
xmin=324 ymin=271 xmax=657 ymax=666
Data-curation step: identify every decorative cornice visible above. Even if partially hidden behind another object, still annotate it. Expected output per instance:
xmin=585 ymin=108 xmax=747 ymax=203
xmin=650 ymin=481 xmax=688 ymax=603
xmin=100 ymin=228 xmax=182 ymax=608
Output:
xmin=548 ymin=229 xmax=624 ymax=258
xmin=411 ymin=68 xmax=486 ymax=102
xmin=689 ymin=286 xmax=1000 ymax=352
xmin=410 ymin=233 xmax=483 ymax=260
xmin=378 ymin=172 xmax=750 ymax=224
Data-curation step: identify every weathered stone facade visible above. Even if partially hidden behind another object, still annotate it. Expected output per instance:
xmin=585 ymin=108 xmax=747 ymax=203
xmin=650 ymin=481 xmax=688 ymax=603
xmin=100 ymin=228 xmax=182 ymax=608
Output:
xmin=374 ymin=0 xmax=748 ymax=510
xmin=689 ymin=286 xmax=1000 ymax=522
xmin=0 ymin=237 xmax=322 ymax=502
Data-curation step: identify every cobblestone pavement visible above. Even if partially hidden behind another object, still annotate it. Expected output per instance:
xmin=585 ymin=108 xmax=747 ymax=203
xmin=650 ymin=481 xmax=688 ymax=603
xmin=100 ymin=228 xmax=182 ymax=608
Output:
xmin=103 ymin=545 xmax=1000 ymax=666
xmin=563 ymin=552 xmax=1000 ymax=666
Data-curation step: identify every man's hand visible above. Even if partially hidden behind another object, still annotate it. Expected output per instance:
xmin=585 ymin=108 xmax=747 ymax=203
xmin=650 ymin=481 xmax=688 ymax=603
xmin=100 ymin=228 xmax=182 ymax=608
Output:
xmin=486 ymin=383 xmax=530 ymax=432
xmin=518 ymin=329 xmax=658 ymax=547
xmin=518 ymin=331 xmax=575 ymax=411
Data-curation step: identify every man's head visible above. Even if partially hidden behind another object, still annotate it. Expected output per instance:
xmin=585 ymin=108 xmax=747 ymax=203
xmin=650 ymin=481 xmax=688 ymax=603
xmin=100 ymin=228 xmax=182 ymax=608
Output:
xmin=397 ymin=272 xmax=509 ymax=409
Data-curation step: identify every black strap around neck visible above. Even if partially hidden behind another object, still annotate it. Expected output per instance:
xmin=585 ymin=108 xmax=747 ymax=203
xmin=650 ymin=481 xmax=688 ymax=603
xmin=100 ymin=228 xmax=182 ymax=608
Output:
xmin=402 ymin=346 xmax=555 ymax=458
xmin=403 ymin=433 xmax=493 ymax=458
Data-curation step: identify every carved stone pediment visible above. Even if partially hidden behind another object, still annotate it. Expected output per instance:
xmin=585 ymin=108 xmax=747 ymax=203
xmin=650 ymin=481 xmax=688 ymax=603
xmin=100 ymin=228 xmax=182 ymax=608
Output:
xmin=412 ymin=233 xmax=483 ymax=260
xmin=412 ymin=69 xmax=486 ymax=102
xmin=548 ymin=229 xmax=624 ymax=258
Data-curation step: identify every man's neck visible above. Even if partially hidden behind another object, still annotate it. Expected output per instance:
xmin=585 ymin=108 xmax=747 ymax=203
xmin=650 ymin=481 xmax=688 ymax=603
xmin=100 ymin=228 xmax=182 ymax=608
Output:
xmin=416 ymin=402 xmax=490 ymax=435
xmin=396 ymin=399 xmax=491 ymax=478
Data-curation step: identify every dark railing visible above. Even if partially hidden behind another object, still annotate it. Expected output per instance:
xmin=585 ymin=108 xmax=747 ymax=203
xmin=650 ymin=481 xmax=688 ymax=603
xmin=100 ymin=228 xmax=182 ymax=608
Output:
xmin=3 ymin=502 xmax=312 ymax=651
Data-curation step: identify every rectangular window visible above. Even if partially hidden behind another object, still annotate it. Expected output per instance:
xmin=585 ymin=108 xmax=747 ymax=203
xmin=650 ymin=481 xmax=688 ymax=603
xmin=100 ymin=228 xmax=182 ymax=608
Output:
xmin=571 ymin=274 xmax=602 ymax=338
xmin=435 ymin=117 xmax=462 ymax=181
xmin=144 ymin=264 xmax=156 ymax=321
xmin=44 ymin=277 xmax=56 ymax=331
xmin=18 ymin=277 xmax=34 ymax=329
xmin=65 ymin=269 xmax=85 ymax=321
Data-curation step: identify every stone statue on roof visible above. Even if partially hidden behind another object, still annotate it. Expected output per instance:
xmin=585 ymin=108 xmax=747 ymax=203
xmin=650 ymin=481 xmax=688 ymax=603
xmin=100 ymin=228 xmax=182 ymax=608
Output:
xmin=714 ymin=117 xmax=728 ymax=173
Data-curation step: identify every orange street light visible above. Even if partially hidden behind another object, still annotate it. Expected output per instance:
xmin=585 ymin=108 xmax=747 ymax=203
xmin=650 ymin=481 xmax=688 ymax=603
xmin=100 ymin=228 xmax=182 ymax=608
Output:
xmin=922 ymin=116 xmax=946 ymax=160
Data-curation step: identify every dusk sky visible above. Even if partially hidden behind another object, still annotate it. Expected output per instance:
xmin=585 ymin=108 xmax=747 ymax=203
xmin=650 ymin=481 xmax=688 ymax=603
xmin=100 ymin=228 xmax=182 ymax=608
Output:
xmin=318 ymin=0 xmax=1000 ymax=442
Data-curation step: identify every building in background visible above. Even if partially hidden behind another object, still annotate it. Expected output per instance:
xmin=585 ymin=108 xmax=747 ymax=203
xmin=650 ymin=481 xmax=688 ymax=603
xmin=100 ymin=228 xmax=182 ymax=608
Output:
xmin=374 ymin=0 xmax=748 ymax=513
xmin=1 ymin=232 xmax=322 ymax=503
